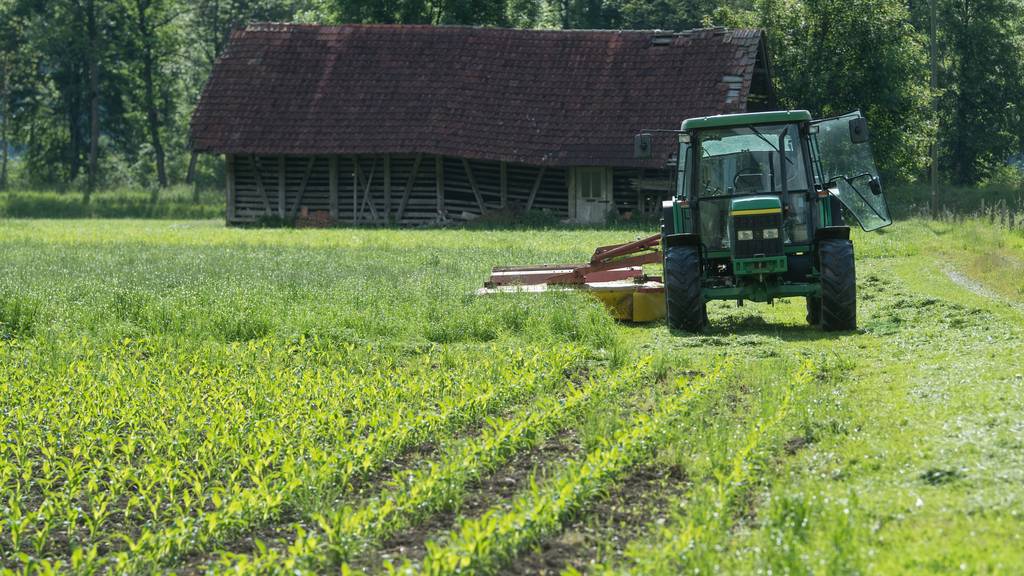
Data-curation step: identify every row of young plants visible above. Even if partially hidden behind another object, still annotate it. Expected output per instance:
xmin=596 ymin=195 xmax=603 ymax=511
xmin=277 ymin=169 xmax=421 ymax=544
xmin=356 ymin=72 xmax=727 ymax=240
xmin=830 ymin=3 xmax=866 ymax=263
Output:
xmin=604 ymin=359 xmax=817 ymax=575
xmin=207 ymin=356 xmax=657 ymax=574
xmin=0 ymin=336 xmax=594 ymax=574
xmin=402 ymin=360 xmax=735 ymax=576
xmin=377 ymin=355 xmax=818 ymax=576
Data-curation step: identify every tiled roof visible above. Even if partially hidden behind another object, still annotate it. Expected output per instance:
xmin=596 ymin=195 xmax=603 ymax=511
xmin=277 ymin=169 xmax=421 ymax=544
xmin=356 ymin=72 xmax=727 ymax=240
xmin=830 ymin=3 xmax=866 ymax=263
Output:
xmin=190 ymin=24 xmax=767 ymax=167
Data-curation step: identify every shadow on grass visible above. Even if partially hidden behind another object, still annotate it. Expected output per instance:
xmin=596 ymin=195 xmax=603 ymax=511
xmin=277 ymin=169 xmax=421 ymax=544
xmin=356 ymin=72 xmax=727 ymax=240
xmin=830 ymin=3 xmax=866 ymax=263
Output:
xmin=661 ymin=314 xmax=853 ymax=343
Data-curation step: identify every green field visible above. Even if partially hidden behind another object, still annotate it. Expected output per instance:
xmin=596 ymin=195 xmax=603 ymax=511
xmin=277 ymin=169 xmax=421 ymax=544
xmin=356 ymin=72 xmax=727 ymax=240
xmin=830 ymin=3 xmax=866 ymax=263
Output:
xmin=1 ymin=219 xmax=1022 ymax=575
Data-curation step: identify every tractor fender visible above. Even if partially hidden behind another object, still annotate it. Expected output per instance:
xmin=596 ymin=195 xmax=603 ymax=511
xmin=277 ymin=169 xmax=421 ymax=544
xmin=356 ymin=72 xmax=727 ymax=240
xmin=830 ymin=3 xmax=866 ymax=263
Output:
xmin=814 ymin=226 xmax=851 ymax=241
xmin=663 ymin=233 xmax=702 ymax=248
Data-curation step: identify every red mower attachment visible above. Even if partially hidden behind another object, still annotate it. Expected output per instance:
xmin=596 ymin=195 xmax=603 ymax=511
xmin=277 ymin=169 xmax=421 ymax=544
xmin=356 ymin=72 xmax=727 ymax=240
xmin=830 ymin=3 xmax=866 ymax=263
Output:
xmin=478 ymin=234 xmax=667 ymax=322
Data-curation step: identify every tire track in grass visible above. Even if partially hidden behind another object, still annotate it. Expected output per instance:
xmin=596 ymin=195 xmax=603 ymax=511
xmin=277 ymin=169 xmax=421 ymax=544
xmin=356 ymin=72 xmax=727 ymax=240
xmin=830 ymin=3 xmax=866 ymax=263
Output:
xmin=206 ymin=360 xmax=655 ymax=575
xmin=400 ymin=361 xmax=734 ymax=576
xmin=109 ymin=350 xmax=589 ymax=574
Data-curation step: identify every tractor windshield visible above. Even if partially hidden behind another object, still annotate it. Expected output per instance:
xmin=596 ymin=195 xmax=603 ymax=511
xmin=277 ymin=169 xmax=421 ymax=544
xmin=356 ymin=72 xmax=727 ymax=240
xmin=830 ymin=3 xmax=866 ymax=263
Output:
xmin=694 ymin=123 xmax=810 ymax=250
xmin=697 ymin=124 xmax=808 ymax=197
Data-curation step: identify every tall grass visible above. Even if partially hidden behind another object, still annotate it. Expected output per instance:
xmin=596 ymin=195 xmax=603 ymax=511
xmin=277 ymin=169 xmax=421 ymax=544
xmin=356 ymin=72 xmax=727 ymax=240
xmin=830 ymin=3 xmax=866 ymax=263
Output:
xmin=0 ymin=186 xmax=224 ymax=219
xmin=888 ymin=182 xmax=1024 ymax=228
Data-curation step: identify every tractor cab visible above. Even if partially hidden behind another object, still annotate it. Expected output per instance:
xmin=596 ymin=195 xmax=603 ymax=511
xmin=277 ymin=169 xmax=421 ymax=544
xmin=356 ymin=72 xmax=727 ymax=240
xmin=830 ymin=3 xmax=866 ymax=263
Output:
xmin=655 ymin=109 xmax=892 ymax=331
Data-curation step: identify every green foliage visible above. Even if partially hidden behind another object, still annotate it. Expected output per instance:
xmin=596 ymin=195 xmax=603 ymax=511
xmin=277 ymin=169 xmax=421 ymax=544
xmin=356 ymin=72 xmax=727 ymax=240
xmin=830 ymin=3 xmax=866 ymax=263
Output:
xmin=0 ymin=186 xmax=224 ymax=218
xmin=939 ymin=0 xmax=1024 ymax=185
xmin=2 ymin=0 xmax=1021 ymax=194
xmin=749 ymin=0 xmax=934 ymax=181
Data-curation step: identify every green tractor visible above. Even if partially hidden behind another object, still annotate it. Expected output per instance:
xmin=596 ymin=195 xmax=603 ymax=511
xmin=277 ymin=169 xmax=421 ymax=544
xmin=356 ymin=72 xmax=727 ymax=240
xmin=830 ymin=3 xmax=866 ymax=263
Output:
xmin=638 ymin=109 xmax=892 ymax=332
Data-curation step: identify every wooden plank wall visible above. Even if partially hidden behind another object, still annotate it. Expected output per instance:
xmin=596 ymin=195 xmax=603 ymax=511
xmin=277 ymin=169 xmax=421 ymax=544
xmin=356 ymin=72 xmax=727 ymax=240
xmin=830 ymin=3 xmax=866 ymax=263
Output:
xmin=227 ymin=154 xmax=664 ymax=225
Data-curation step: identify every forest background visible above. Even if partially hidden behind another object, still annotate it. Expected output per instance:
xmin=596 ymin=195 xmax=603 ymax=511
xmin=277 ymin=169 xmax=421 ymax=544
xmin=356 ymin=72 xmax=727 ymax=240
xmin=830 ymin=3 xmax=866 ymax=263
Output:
xmin=0 ymin=0 xmax=1021 ymax=210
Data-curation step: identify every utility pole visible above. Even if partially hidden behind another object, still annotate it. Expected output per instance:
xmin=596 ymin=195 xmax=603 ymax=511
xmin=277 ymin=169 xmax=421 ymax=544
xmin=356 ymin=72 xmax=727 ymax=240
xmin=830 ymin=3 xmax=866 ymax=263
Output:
xmin=930 ymin=0 xmax=939 ymax=214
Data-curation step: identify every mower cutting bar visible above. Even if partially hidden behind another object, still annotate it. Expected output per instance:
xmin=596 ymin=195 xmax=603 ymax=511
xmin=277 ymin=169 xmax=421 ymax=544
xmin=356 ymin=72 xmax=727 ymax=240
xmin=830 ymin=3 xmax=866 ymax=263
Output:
xmin=480 ymin=233 xmax=666 ymax=322
xmin=483 ymin=233 xmax=663 ymax=287
xmin=487 ymin=266 xmax=646 ymax=287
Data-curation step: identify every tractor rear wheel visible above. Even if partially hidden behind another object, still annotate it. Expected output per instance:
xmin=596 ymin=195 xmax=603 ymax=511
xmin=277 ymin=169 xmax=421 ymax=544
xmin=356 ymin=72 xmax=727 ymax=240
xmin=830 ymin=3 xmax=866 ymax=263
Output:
xmin=818 ymin=238 xmax=856 ymax=331
xmin=664 ymin=244 xmax=706 ymax=332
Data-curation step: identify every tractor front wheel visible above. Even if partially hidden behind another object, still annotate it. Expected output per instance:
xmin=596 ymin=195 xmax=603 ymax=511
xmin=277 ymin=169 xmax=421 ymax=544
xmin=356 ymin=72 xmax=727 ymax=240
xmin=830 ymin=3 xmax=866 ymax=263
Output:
xmin=818 ymin=238 xmax=856 ymax=331
xmin=664 ymin=244 xmax=706 ymax=332
xmin=806 ymin=296 xmax=821 ymax=325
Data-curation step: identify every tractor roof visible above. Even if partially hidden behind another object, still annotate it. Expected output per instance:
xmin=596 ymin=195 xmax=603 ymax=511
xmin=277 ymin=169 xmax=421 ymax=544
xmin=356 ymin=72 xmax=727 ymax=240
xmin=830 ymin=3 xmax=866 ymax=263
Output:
xmin=681 ymin=110 xmax=811 ymax=131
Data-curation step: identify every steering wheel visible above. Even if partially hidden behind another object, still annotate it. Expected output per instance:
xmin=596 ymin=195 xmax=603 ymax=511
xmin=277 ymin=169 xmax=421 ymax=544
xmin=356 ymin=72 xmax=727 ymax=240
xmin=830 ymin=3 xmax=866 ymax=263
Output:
xmin=733 ymin=169 xmax=763 ymax=191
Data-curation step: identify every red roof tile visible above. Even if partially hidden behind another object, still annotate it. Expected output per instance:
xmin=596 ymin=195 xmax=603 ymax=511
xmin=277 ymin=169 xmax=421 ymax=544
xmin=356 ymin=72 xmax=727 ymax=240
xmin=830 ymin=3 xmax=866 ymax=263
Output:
xmin=190 ymin=24 xmax=768 ymax=167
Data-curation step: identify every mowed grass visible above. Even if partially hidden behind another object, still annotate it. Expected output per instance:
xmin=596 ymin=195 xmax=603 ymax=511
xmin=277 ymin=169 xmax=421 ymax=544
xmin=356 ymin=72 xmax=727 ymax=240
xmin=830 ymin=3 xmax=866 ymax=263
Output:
xmin=0 ymin=218 xmax=1022 ymax=574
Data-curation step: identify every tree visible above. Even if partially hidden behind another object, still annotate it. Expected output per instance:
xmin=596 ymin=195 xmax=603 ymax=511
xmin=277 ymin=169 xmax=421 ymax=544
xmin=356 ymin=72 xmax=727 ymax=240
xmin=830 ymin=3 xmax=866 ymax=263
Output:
xmin=748 ymin=0 xmax=933 ymax=181
xmin=122 ymin=0 xmax=182 ymax=191
xmin=86 ymin=0 xmax=100 ymax=195
xmin=939 ymin=0 xmax=1024 ymax=184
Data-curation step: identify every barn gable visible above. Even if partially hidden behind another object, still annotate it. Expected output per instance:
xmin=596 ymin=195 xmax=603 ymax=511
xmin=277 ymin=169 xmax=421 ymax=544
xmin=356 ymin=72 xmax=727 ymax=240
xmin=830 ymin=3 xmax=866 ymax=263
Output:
xmin=190 ymin=24 xmax=773 ymax=225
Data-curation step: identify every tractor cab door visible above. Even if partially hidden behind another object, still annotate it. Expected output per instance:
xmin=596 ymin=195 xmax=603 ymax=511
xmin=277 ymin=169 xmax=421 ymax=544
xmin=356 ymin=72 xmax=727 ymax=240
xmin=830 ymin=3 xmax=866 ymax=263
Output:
xmin=810 ymin=111 xmax=892 ymax=231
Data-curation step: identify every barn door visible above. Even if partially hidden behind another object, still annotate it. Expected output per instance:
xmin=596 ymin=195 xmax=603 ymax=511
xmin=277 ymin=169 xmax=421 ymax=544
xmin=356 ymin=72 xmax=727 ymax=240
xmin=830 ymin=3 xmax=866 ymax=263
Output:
xmin=573 ymin=167 xmax=612 ymax=224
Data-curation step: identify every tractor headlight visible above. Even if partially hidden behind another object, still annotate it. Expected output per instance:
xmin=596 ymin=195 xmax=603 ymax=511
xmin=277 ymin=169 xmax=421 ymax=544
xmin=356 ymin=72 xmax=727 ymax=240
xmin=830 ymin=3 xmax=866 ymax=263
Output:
xmin=737 ymin=230 xmax=754 ymax=241
xmin=763 ymin=228 xmax=779 ymax=239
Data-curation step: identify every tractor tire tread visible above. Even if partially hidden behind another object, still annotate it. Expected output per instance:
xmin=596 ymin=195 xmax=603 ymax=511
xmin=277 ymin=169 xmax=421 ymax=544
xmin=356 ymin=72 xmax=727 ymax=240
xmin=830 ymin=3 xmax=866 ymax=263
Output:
xmin=819 ymin=239 xmax=856 ymax=331
xmin=665 ymin=244 xmax=706 ymax=332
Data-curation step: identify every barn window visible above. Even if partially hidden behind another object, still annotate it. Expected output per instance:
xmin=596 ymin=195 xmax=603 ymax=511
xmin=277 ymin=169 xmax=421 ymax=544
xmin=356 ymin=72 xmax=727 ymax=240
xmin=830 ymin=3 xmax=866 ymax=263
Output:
xmin=578 ymin=168 xmax=605 ymax=199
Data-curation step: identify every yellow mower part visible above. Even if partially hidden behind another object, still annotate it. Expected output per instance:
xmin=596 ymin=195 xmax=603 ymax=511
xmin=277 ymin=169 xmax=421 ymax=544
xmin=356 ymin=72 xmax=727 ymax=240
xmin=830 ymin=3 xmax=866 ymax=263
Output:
xmin=591 ymin=283 xmax=665 ymax=323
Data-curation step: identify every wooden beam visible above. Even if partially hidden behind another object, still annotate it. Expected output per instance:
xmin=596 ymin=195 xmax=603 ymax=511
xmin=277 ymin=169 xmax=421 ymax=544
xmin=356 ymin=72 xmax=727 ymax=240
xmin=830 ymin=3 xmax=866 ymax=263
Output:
xmin=383 ymin=154 xmax=391 ymax=224
xmin=329 ymin=156 xmax=338 ymax=220
xmin=525 ymin=165 xmax=547 ymax=212
xmin=461 ymin=158 xmax=486 ymax=214
xmin=500 ymin=161 xmax=508 ymax=209
xmin=436 ymin=156 xmax=445 ymax=217
xmin=353 ymin=156 xmax=362 ymax=217
xmin=637 ymin=168 xmax=645 ymax=214
xmin=278 ymin=155 xmax=286 ymax=218
xmin=225 ymin=154 xmax=235 ymax=223
xmin=396 ymin=154 xmax=423 ymax=223
xmin=567 ymin=167 xmax=575 ymax=218
xmin=355 ymin=156 xmax=379 ymax=222
xmin=252 ymin=155 xmax=272 ymax=215
xmin=288 ymin=156 xmax=316 ymax=220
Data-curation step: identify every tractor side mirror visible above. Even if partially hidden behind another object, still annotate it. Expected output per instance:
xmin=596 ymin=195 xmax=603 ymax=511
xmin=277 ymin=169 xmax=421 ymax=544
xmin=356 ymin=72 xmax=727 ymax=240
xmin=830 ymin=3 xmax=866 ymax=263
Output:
xmin=849 ymin=117 xmax=870 ymax=144
xmin=869 ymin=176 xmax=882 ymax=196
xmin=634 ymin=133 xmax=653 ymax=159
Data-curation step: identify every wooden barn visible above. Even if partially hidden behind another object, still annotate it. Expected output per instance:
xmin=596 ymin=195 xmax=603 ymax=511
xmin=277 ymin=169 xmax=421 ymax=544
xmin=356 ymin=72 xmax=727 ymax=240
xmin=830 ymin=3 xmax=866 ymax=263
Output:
xmin=189 ymin=24 xmax=774 ymax=225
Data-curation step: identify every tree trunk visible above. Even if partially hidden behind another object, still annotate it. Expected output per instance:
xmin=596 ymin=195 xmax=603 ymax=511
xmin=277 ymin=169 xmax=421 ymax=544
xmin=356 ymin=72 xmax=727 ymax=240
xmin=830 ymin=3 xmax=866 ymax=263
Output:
xmin=69 ymin=87 xmax=81 ymax=185
xmin=144 ymin=58 xmax=167 ymax=190
xmin=1 ymin=58 xmax=8 ymax=191
xmin=85 ymin=0 xmax=99 ymax=202
xmin=138 ymin=1 xmax=167 ymax=192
